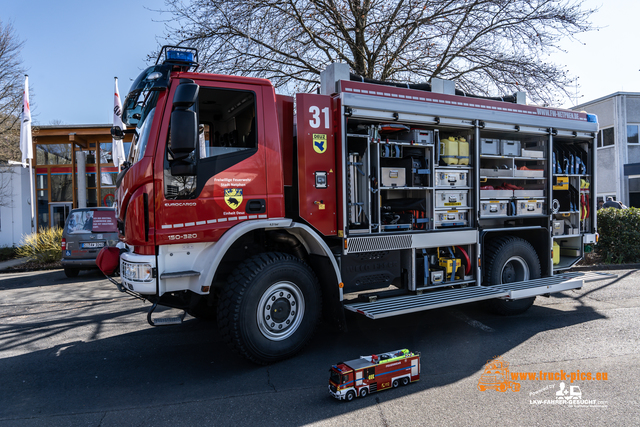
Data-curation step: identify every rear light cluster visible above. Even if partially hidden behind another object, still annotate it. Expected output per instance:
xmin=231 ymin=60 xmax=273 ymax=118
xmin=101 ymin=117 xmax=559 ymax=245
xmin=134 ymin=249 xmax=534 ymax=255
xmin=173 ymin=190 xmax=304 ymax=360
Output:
xmin=61 ymin=238 xmax=66 ymax=250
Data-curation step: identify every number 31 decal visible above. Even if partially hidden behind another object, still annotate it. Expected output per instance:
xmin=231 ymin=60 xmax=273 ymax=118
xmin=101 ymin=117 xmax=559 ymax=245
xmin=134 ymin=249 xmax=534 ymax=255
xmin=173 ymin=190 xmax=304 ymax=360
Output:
xmin=309 ymin=106 xmax=330 ymax=129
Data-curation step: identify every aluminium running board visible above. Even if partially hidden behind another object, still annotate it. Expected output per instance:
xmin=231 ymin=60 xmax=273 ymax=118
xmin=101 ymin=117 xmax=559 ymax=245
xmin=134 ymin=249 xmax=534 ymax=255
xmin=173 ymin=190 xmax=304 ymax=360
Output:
xmin=344 ymin=271 xmax=617 ymax=320
xmin=147 ymin=302 xmax=186 ymax=326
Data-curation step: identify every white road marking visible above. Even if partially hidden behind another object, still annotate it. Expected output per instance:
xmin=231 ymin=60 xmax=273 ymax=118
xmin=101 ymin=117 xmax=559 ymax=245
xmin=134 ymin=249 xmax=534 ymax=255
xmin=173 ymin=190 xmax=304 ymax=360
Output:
xmin=450 ymin=310 xmax=495 ymax=332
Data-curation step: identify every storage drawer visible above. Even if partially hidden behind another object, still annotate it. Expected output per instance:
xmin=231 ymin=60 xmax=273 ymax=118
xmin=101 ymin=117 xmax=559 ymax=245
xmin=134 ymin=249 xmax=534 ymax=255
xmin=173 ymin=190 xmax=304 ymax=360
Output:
xmin=381 ymin=167 xmax=406 ymax=187
xmin=435 ymin=209 xmax=469 ymax=228
xmin=480 ymin=138 xmax=500 ymax=155
xmin=501 ymin=140 xmax=521 ymax=156
xmin=516 ymin=199 xmax=545 ymax=216
xmin=514 ymin=169 xmax=544 ymax=178
xmin=480 ymin=200 xmax=509 ymax=217
xmin=481 ymin=189 xmax=513 ymax=198
xmin=436 ymin=190 xmax=469 ymax=208
xmin=435 ymin=169 xmax=469 ymax=187
xmin=521 ymin=148 xmax=545 ymax=158
xmin=480 ymin=168 xmax=513 ymax=177
xmin=514 ymin=189 xmax=545 ymax=198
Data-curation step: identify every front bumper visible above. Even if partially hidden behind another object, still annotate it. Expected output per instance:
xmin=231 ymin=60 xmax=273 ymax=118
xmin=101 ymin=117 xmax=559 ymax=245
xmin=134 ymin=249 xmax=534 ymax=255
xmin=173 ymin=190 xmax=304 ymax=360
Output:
xmin=119 ymin=251 xmax=156 ymax=295
xmin=328 ymin=385 xmax=349 ymax=400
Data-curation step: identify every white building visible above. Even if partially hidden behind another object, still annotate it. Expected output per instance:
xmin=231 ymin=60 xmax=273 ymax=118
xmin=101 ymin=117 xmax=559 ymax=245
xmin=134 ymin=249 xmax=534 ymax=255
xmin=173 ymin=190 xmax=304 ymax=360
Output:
xmin=0 ymin=164 xmax=33 ymax=247
xmin=572 ymin=92 xmax=640 ymax=207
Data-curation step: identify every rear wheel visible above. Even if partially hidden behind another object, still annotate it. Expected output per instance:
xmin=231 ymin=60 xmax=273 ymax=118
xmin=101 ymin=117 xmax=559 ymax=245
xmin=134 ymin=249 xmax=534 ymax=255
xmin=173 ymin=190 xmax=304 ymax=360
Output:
xmin=392 ymin=379 xmax=399 ymax=388
xmin=360 ymin=387 xmax=368 ymax=398
xmin=401 ymin=377 xmax=410 ymax=386
xmin=484 ymin=237 xmax=541 ymax=315
xmin=64 ymin=268 xmax=79 ymax=278
xmin=217 ymin=252 xmax=321 ymax=364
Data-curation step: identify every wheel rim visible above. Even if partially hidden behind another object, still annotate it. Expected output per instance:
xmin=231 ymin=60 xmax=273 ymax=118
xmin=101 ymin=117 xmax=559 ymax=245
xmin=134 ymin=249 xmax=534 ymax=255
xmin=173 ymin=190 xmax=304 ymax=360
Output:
xmin=500 ymin=256 xmax=530 ymax=284
xmin=257 ymin=281 xmax=305 ymax=341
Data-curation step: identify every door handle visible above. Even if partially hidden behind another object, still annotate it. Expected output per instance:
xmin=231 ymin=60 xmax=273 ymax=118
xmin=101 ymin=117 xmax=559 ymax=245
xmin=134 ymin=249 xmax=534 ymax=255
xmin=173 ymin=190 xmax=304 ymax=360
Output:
xmin=247 ymin=199 xmax=266 ymax=213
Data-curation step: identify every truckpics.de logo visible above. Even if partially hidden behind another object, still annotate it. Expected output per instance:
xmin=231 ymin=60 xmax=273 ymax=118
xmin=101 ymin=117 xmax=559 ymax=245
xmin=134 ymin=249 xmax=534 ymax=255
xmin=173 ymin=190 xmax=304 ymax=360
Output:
xmin=477 ymin=355 xmax=610 ymax=407
xmin=477 ymin=356 xmax=520 ymax=392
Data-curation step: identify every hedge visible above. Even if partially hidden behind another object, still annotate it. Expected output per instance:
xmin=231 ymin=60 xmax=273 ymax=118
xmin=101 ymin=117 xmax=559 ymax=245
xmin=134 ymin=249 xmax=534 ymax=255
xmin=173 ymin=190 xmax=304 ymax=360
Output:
xmin=597 ymin=207 xmax=640 ymax=264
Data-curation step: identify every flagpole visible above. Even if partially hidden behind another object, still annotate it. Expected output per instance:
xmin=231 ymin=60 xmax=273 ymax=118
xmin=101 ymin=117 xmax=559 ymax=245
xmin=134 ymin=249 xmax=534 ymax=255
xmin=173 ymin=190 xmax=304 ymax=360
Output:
xmin=29 ymin=158 xmax=34 ymax=232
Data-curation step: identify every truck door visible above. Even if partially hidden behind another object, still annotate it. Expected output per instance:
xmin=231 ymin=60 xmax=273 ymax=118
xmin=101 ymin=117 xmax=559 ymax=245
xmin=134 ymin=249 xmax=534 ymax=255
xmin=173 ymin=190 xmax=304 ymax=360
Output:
xmin=156 ymin=82 xmax=267 ymax=244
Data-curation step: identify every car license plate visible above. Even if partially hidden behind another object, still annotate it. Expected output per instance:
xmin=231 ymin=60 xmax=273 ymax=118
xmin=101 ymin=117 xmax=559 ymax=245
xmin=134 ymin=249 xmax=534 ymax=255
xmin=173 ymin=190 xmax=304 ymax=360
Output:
xmin=81 ymin=242 xmax=105 ymax=249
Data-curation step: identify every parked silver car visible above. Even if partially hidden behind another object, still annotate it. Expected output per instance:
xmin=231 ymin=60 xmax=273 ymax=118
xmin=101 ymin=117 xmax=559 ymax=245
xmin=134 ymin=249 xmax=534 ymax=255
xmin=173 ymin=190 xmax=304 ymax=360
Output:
xmin=61 ymin=208 xmax=119 ymax=278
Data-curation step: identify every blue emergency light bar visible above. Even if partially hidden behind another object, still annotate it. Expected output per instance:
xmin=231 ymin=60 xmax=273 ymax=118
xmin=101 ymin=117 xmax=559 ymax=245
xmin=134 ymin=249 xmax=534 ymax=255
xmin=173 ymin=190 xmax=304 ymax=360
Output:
xmin=166 ymin=50 xmax=194 ymax=63
xmin=587 ymin=114 xmax=598 ymax=123
xmin=157 ymin=45 xmax=199 ymax=71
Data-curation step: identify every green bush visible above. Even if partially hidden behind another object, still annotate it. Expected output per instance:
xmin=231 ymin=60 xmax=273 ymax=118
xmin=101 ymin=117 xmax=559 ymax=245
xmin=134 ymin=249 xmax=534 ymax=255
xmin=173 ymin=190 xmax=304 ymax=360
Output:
xmin=0 ymin=246 xmax=17 ymax=261
xmin=597 ymin=207 xmax=640 ymax=264
xmin=16 ymin=227 xmax=63 ymax=263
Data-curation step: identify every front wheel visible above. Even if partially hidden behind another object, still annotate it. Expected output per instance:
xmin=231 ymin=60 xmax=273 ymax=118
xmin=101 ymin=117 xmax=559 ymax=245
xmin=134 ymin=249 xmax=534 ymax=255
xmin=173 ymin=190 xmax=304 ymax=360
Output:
xmin=217 ymin=252 xmax=321 ymax=364
xmin=483 ymin=237 xmax=541 ymax=315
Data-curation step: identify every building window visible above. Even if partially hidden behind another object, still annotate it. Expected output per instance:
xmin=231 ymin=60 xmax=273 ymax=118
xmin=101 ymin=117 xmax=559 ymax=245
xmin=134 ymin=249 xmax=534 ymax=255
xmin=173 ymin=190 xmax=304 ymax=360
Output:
xmin=36 ymin=144 xmax=72 ymax=165
xmin=628 ymin=124 xmax=639 ymax=144
xmin=599 ymin=127 xmax=615 ymax=148
xmin=50 ymin=174 xmax=73 ymax=202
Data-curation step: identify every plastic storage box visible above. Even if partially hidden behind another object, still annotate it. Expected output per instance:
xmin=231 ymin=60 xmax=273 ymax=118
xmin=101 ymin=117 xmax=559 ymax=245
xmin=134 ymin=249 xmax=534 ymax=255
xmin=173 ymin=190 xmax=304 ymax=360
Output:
xmin=501 ymin=140 xmax=521 ymax=156
xmin=480 ymin=138 xmax=500 ymax=155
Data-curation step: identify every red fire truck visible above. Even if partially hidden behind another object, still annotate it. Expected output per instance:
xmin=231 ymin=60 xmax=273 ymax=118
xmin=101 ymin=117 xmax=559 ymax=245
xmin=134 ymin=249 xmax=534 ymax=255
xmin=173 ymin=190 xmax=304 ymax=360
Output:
xmin=329 ymin=349 xmax=420 ymax=401
xmin=101 ymin=46 xmax=601 ymax=364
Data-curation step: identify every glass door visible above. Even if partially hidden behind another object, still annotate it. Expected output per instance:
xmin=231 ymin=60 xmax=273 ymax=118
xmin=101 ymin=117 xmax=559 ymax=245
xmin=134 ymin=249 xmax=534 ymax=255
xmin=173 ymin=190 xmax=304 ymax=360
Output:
xmin=49 ymin=203 xmax=72 ymax=229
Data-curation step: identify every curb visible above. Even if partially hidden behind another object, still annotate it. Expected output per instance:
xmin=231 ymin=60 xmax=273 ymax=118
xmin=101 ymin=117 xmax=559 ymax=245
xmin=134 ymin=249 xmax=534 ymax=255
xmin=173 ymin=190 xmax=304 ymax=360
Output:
xmin=0 ymin=257 xmax=32 ymax=271
xmin=570 ymin=263 xmax=640 ymax=272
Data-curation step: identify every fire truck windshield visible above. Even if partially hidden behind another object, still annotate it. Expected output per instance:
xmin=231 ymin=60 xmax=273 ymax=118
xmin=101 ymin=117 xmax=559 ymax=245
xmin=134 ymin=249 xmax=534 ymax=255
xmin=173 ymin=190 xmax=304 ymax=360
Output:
xmin=329 ymin=369 xmax=341 ymax=384
xmin=127 ymin=91 xmax=159 ymax=165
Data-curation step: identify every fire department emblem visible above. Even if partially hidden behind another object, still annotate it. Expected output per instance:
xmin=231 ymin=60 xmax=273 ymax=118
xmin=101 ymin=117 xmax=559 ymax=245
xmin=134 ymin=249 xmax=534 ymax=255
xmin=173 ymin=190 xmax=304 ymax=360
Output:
xmin=224 ymin=188 xmax=243 ymax=209
xmin=313 ymin=134 xmax=327 ymax=154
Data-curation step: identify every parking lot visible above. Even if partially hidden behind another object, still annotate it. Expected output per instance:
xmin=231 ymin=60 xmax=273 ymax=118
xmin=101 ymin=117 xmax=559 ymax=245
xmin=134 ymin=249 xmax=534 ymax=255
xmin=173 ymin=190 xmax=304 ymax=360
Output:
xmin=1 ymin=267 xmax=639 ymax=426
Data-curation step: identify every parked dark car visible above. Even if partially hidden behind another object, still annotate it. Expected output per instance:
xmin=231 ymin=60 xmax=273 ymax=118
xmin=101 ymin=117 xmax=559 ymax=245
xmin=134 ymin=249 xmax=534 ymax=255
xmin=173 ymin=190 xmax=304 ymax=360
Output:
xmin=61 ymin=208 xmax=119 ymax=278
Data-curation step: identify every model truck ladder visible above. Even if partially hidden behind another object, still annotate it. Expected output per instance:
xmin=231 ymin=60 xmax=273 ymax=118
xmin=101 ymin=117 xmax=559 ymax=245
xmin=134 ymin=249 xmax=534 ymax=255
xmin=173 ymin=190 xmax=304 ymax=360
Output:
xmin=345 ymin=271 xmax=616 ymax=320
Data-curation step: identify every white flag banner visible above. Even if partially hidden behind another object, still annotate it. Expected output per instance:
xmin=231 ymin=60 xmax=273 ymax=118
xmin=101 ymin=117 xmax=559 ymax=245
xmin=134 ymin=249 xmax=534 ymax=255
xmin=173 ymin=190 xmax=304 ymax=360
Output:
xmin=20 ymin=75 xmax=33 ymax=166
xmin=112 ymin=77 xmax=126 ymax=169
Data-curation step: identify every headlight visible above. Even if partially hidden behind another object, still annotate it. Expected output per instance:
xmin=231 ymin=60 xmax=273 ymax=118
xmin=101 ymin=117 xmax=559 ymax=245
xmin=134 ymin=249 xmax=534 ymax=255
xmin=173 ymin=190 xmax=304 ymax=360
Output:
xmin=122 ymin=261 xmax=153 ymax=282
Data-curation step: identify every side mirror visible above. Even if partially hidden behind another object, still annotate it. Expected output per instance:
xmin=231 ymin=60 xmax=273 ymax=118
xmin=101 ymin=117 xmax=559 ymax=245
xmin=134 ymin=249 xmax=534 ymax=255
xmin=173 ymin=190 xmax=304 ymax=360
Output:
xmin=173 ymin=79 xmax=199 ymax=107
xmin=169 ymin=79 xmax=199 ymax=162
xmin=111 ymin=126 xmax=124 ymax=140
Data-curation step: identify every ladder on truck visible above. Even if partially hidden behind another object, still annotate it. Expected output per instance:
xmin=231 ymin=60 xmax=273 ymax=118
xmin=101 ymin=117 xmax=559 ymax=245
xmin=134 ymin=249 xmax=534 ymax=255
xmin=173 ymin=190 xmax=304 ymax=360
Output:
xmin=344 ymin=271 xmax=615 ymax=319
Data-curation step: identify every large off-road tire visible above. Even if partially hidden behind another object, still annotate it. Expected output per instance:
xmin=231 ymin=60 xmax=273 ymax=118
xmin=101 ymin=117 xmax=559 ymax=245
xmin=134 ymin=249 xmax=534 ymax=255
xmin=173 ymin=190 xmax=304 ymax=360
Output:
xmin=483 ymin=237 xmax=541 ymax=316
xmin=217 ymin=252 xmax=321 ymax=364
xmin=64 ymin=268 xmax=79 ymax=278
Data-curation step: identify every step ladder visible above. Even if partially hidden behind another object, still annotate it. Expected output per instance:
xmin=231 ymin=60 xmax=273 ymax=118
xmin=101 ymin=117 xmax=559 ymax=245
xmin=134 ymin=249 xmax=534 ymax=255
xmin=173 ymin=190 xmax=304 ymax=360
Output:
xmin=345 ymin=271 xmax=616 ymax=320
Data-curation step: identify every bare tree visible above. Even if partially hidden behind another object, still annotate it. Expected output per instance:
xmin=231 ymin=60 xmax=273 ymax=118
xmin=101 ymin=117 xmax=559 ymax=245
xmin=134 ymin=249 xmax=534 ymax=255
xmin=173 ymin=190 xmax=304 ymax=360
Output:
xmin=0 ymin=20 xmax=26 ymax=135
xmin=159 ymin=0 xmax=595 ymax=104
xmin=0 ymin=20 xmax=27 ymax=163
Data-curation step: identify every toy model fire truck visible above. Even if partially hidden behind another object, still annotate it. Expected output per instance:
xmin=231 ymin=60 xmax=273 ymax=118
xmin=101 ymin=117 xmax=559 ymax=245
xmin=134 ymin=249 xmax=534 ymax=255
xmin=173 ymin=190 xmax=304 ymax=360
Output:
xmin=99 ymin=45 xmax=605 ymax=364
xmin=329 ymin=349 xmax=420 ymax=401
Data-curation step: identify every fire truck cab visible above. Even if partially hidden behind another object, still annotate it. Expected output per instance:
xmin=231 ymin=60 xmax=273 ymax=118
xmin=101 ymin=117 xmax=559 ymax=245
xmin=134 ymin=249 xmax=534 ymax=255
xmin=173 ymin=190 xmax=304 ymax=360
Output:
xmin=104 ymin=47 xmax=602 ymax=364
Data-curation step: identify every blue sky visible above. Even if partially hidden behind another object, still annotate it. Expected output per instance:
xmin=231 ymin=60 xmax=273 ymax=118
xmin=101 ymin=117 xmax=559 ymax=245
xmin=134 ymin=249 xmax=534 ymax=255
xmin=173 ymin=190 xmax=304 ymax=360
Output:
xmin=3 ymin=0 xmax=638 ymax=125
xmin=4 ymin=0 xmax=167 ymax=125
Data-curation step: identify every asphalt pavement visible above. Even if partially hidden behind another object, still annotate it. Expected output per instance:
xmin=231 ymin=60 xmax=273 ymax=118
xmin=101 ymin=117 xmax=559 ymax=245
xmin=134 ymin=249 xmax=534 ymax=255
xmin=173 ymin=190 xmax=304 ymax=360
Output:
xmin=0 ymin=267 xmax=638 ymax=426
